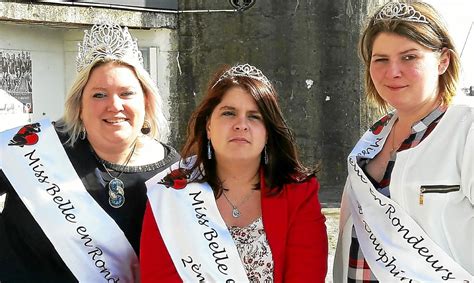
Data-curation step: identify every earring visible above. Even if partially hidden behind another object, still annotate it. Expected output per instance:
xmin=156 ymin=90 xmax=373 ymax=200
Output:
xmin=80 ymin=128 xmax=86 ymax=140
xmin=264 ymin=145 xmax=269 ymax=165
xmin=141 ymin=120 xmax=151 ymax=135
xmin=207 ymin=139 xmax=212 ymax=160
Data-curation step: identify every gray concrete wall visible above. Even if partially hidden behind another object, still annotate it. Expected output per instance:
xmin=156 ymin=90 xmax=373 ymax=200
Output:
xmin=172 ymin=0 xmax=379 ymax=206
xmin=0 ymin=2 xmax=176 ymax=28
xmin=0 ymin=0 xmax=386 ymax=205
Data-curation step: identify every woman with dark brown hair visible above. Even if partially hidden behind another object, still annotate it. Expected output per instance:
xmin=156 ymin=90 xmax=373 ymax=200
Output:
xmin=140 ymin=63 xmax=328 ymax=282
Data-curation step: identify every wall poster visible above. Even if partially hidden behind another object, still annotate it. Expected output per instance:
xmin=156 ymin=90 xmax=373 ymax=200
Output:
xmin=0 ymin=49 xmax=33 ymax=114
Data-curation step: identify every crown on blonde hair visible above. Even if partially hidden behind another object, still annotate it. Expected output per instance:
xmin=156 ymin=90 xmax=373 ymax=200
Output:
xmin=76 ymin=21 xmax=143 ymax=72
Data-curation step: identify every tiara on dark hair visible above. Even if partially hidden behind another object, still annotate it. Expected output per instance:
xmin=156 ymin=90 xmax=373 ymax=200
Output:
xmin=212 ymin=63 xmax=272 ymax=88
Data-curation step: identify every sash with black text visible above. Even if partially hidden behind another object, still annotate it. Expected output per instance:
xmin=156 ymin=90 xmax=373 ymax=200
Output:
xmin=146 ymin=159 xmax=249 ymax=282
xmin=347 ymin=113 xmax=472 ymax=282
xmin=0 ymin=120 xmax=139 ymax=282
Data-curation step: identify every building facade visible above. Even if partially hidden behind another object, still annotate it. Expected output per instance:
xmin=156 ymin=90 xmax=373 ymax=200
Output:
xmin=0 ymin=1 xmax=178 ymax=137
xmin=1 ymin=0 xmax=386 ymax=205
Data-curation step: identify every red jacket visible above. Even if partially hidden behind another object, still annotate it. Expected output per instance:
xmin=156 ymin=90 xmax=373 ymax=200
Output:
xmin=140 ymin=177 xmax=328 ymax=282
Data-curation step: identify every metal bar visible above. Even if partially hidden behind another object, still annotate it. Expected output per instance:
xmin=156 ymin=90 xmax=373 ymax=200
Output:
xmin=460 ymin=21 xmax=473 ymax=58
xmin=177 ymin=9 xmax=238 ymax=13
xmin=36 ymin=1 xmax=240 ymax=14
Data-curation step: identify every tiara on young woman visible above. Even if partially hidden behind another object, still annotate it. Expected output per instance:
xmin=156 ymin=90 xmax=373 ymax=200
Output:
xmin=213 ymin=63 xmax=272 ymax=88
xmin=76 ymin=22 xmax=144 ymax=72
xmin=374 ymin=2 xmax=429 ymax=24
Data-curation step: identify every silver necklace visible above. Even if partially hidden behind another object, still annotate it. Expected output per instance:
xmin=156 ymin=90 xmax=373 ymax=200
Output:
xmin=98 ymin=142 xmax=137 ymax=208
xmin=221 ymin=188 xmax=255 ymax=218
xmin=390 ymin=121 xmax=403 ymax=159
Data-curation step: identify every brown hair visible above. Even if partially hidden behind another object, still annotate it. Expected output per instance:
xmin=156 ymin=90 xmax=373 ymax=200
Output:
xmin=181 ymin=64 xmax=314 ymax=196
xmin=360 ymin=2 xmax=461 ymax=112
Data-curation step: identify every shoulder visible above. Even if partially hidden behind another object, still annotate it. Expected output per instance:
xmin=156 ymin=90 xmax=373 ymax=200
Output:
xmin=262 ymin=176 xmax=320 ymax=199
xmin=445 ymin=96 xmax=474 ymax=125
xmin=284 ymin=176 xmax=319 ymax=192
xmin=54 ymin=124 xmax=71 ymax=146
xmin=261 ymin=176 xmax=324 ymax=224
xmin=0 ymin=169 xmax=11 ymax=195
xmin=132 ymin=137 xmax=180 ymax=167
xmin=450 ymin=95 xmax=474 ymax=113
xmin=278 ymin=176 xmax=320 ymax=204
xmin=158 ymin=142 xmax=180 ymax=168
xmin=162 ymin=143 xmax=180 ymax=161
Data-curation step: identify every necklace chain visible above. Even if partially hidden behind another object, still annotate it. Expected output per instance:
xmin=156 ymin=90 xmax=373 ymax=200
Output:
xmin=101 ymin=142 xmax=137 ymax=179
xmin=390 ymin=121 xmax=401 ymax=158
xmin=220 ymin=182 xmax=255 ymax=218
xmin=92 ymin=141 xmax=137 ymax=208
xmin=391 ymin=122 xmax=397 ymax=153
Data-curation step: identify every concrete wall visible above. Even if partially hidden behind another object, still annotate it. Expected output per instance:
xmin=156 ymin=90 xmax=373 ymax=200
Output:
xmin=173 ymin=0 xmax=384 ymax=206
xmin=0 ymin=2 xmax=178 ymax=138
xmin=0 ymin=1 xmax=389 ymax=205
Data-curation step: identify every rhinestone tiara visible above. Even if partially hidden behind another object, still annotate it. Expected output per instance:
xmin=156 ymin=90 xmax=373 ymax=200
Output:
xmin=374 ymin=2 xmax=429 ymax=24
xmin=213 ymin=63 xmax=272 ymax=89
xmin=76 ymin=21 xmax=143 ymax=72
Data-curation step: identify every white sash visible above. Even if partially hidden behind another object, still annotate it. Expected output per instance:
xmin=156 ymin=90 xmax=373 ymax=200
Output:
xmin=0 ymin=119 xmax=139 ymax=282
xmin=347 ymin=114 xmax=473 ymax=282
xmin=146 ymin=159 xmax=249 ymax=282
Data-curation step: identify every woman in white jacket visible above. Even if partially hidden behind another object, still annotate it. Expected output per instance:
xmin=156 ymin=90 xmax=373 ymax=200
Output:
xmin=333 ymin=2 xmax=473 ymax=282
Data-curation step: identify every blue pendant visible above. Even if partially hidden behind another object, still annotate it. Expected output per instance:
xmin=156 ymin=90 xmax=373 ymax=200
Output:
xmin=108 ymin=178 xmax=125 ymax=208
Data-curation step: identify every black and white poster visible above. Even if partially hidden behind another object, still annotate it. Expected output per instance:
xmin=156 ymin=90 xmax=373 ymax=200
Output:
xmin=0 ymin=50 xmax=33 ymax=113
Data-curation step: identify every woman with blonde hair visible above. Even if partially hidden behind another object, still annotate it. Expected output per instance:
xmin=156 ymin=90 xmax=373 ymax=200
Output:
xmin=0 ymin=22 xmax=178 ymax=282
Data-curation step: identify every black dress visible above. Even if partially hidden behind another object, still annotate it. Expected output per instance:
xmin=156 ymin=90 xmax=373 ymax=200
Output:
xmin=0 ymin=130 xmax=179 ymax=282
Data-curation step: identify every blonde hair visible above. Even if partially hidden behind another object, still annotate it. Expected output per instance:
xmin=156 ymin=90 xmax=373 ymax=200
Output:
xmin=56 ymin=59 xmax=169 ymax=146
xmin=360 ymin=2 xmax=461 ymax=112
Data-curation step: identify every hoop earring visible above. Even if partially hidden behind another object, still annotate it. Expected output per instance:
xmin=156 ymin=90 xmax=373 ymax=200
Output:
xmin=207 ymin=139 xmax=212 ymax=160
xmin=80 ymin=128 xmax=87 ymax=140
xmin=264 ymin=145 xmax=269 ymax=165
xmin=141 ymin=120 xmax=151 ymax=135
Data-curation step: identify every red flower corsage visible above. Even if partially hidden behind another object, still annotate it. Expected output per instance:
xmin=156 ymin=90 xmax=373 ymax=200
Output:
xmin=8 ymin=122 xmax=41 ymax=147
xmin=158 ymin=168 xmax=190 ymax=190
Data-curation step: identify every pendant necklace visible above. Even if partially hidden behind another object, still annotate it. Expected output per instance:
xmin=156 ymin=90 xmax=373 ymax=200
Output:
xmin=221 ymin=187 xmax=255 ymax=218
xmin=98 ymin=142 xmax=137 ymax=208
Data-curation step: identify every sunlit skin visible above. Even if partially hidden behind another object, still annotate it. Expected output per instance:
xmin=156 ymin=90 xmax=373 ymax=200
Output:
xmin=81 ymin=62 xmax=147 ymax=163
xmin=370 ymin=32 xmax=449 ymax=117
xmin=207 ymin=86 xmax=267 ymax=166
xmin=207 ymin=86 xmax=267 ymax=227
xmin=366 ymin=32 xmax=450 ymax=182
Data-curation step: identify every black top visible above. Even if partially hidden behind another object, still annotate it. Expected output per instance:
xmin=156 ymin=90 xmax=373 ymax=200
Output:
xmin=0 ymin=129 xmax=179 ymax=282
